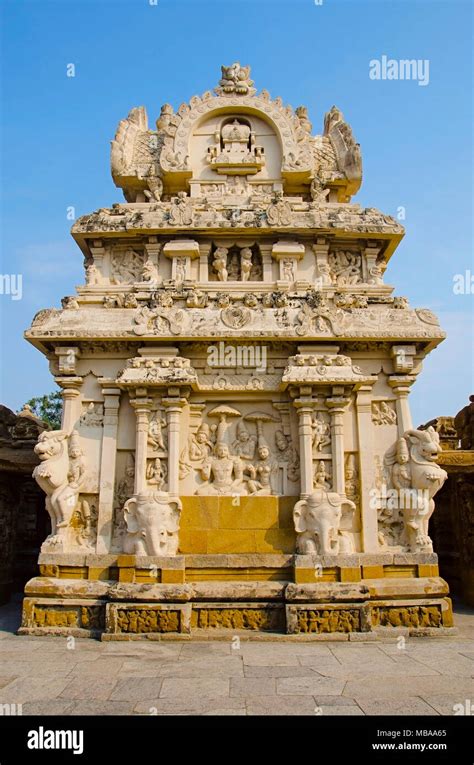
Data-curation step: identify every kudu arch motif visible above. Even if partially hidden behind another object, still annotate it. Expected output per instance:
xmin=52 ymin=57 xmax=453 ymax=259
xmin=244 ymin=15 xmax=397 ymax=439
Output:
xmin=22 ymin=63 xmax=453 ymax=637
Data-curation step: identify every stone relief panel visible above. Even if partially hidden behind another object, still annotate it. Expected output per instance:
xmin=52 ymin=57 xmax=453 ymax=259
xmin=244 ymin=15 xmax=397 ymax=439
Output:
xmin=372 ymin=400 xmax=397 ymax=425
xmin=110 ymin=248 xmax=146 ymax=285
xmin=328 ymin=250 xmax=363 ymax=286
xmin=178 ymin=401 xmax=300 ymax=496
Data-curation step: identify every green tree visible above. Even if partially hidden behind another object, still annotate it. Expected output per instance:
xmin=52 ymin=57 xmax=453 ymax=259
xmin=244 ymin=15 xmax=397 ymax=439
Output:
xmin=24 ymin=391 xmax=63 ymax=429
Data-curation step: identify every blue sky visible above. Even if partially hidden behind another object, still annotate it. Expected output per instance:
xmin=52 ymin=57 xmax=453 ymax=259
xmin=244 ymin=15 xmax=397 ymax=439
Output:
xmin=0 ymin=0 xmax=472 ymax=424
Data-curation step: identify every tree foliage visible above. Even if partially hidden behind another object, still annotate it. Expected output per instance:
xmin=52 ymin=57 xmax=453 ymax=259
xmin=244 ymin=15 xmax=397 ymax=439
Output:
xmin=24 ymin=391 xmax=63 ymax=429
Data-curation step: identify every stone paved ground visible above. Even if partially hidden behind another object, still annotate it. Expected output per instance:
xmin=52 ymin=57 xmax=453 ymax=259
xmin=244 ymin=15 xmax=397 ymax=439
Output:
xmin=0 ymin=598 xmax=473 ymax=716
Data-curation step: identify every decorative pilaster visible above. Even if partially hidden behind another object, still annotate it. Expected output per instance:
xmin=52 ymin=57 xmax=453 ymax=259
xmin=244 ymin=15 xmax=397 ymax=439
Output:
xmin=130 ymin=392 xmax=152 ymax=494
xmin=355 ymin=382 xmax=378 ymax=552
xmin=162 ymin=391 xmax=188 ymax=498
xmin=312 ymin=238 xmax=331 ymax=287
xmin=259 ymin=243 xmax=273 ymax=282
xmin=96 ymin=386 xmax=121 ymax=554
xmin=326 ymin=389 xmax=350 ymax=494
xmin=363 ymin=243 xmax=382 ymax=283
xmin=56 ymin=378 xmax=82 ymax=432
xmin=388 ymin=375 xmax=416 ymax=436
xmin=144 ymin=237 xmax=162 ymax=285
xmin=293 ymin=389 xmax=315 ymax=498
xmin=198 ymin=242 xmax=212 ymax=282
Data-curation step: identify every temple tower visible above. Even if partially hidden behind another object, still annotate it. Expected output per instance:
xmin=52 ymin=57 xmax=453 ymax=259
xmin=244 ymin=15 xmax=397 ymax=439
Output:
xmin=21 ymin=64 xmax=452 ymax=637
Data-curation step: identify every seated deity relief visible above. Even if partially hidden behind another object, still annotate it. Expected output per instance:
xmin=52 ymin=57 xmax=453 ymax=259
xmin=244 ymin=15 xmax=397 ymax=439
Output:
xmin=179 ymin=408 xmax=300 ymax=496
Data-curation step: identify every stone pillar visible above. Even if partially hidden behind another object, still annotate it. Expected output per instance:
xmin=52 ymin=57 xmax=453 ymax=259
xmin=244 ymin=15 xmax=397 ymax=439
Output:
xmin=326 ymin=391 xmax=349 ymax=495
xmin=363 ymin=243 xmax=382 ymax=283
xmin=312 ymin=238 xmax=331 ymax=288
xmin=259 ymin=244 xmax=273 ymax=282
xmin=293 ymin=390 xmax=315 ymax=498
xmin=198 ymin=242 xmax=212 ymax=282
xmin=162 ymin=392 xmax=187 ymax=499
xmin=89 ymin=239 xmax=105 ymax=273
xmin=388 ymin=376 xmax=416 ymax=436
xmin=130 ymin=393 xmax=152 ymax=494
xmin=57 ymin=379 xmax=82 ymax=432
xmin=144 ymin=237 xmax=162 ymax=285
xmin=96 ymin=387 xmax=121 ymax=554
xmin=355 ymin=383 xmax=378 ymax=552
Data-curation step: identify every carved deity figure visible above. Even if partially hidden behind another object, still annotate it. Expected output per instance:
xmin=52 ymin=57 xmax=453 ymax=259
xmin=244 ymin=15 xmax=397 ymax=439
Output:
xmin=328 ymin=251 xmax=362 ymax=285
xmin=372 ymin=401 xmax=397 ymax=426
xmin=148 ymin=410 xmax=167 ymax=452
xmin=142 ymin=259 xmax=159 ymax=283
xmin=344 ymin=455 xmax=359 ymax=504
xmin=240 ymin=248 xmax=252 ymax=282
xmin=116 ymin=463 xmax=135 ymax=509
xmin=231 ymin=421 xmax=257 ymax=460
xmin=266 ymin=192 xmax=292 ymax=226
xmin=196 ymin=443 xmax=244 ymax=495
xmin=274 ymin=430 xmax=300 ymax=482
xmin=179 ymin=423 xmax=213 ymax=478
xmin=312 ymin=412 xmax=331 ymax=453
xmin=80 ymin=402 xmax=104 ymax=427
xmin=169 ymin=192 xmax=192 ymax=226
xmin=85 ymin=262 xmax=100 ymax=285
xmin=213 ymin=247 xmax=229 ymax=281
xmin=111 ymin=249 xmax=144 ymax=284
xmin=227 ymin=252 xmax=240 ymax=280
xmin=146 ymin=457 xmax=167 ymax=490
xmin=246 ymin=444 xmax=277 ymax=495
xmin=174 ymin=257 xmax=187 ymax=284
xmin=314 ymin=460 xmax=331 ymax=489
xmin=282 ymin=258 xmax=295 ymax=281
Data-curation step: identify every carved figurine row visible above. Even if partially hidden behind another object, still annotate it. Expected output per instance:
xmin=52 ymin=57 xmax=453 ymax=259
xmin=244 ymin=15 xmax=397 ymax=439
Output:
xmin=32 ymin=420 xmax=446 ymax=558
xmin=83 ymin=244 xmax=385 ymax=288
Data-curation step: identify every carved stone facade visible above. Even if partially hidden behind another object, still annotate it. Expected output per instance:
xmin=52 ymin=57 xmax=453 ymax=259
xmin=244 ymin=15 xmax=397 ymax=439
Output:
xmin=21 ymin=64 xmax=453 ymax=637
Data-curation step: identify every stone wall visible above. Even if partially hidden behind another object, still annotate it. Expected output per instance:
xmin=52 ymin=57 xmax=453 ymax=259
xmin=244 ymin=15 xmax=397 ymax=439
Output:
xmin=422 ymin=397 xmax=474 ymax=606
xmin=0 ymin=405 xmax=49 ymax=603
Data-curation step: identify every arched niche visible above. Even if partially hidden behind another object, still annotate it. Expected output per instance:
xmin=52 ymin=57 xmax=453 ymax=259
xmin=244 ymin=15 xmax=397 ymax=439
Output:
xmin=189 ymin=109 xmax=281 ymax=182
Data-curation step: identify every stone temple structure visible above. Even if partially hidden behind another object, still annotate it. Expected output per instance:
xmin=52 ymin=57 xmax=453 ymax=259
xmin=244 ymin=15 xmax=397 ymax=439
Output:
xmin=21 ymin=64 xmax=452 ymax=638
